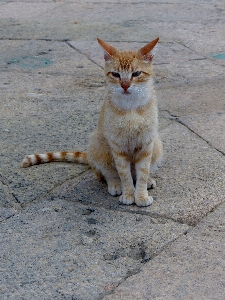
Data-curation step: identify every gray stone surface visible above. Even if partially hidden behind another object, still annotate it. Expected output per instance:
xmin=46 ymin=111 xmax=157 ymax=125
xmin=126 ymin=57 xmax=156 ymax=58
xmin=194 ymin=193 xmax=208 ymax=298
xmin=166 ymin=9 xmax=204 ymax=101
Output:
xmin=68 ymin=40 xmax=205 ymax=68
xmin=180 ymin=111 xmax=225 ymax=154
xmin=49 ymin=123 xmax=225 ymax=226
xmin=0 ymin=0 xmax=225 ymax=299
xmin=69 ymin=40 xmax=225 ymax=88
xmin=157 ymin=78 xmax=225 ymax=116
xmin=0 ymin=40 xmax=104 ymax=204
xmin=104 ymin=202 xmax=225 ymax=300
xmin=0 ymin=199 xmax=189 ymax=299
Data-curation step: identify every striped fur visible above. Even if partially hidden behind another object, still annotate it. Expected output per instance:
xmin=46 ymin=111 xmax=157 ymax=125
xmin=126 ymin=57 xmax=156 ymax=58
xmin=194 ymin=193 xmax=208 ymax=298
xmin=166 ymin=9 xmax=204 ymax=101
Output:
xmin=21 ymin=38 xmax=163 ymax=207
xmin=21 ymin=151 xmax=88 ymax=167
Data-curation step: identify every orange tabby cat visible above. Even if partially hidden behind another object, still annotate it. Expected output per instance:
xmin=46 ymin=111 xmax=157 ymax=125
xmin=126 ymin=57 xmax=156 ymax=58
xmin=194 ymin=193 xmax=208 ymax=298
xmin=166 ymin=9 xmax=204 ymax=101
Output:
xmin=22 ymin=38 xmax=163 ymax=206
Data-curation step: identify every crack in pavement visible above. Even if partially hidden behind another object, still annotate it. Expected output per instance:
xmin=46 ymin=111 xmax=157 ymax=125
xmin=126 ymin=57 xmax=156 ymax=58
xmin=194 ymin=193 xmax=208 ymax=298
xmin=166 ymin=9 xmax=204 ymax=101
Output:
xmin=176 ymin=118 xmax=225 ymax=156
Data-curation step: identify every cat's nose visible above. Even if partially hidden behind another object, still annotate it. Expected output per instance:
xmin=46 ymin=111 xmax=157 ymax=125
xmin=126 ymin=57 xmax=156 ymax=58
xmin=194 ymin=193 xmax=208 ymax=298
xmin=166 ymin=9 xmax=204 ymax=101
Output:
xmin=121 ymin=83 xmax=130 ymax=91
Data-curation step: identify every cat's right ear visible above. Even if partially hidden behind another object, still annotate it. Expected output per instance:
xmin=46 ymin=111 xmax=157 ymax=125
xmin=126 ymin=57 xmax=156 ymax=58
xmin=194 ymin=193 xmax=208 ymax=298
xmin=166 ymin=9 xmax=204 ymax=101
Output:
xmin=97 ymin=38 xmax=117 ymax=61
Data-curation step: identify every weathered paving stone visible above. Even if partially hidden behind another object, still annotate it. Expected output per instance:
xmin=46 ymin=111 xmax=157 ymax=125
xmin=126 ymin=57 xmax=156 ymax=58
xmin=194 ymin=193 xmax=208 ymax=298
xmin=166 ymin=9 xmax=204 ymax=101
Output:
xmin=1 ymin=1 xmax=225 ymax=299
xmin=0 ymin=40 xmax=103 ymax=77
xmin=0 ymin=109 xmax=93 ymax=204
xmin=0 ymin=41 xmax=105 ymax=205
xmin=149 ymin=123 xmax=225 ymax=225
xmin=0 ymin=1 xmax=161 ymax=41
xmin=0 ymin=207 xmax=17 ymax=223
xmin=0 ymin=199 xmax=189 ymax=300
xmin=157 ymin=77 xmax=225 ymax=116
xmin=180 ymin=111 xmax=225 ymax=155
xmin=69 ymin=40 xmax=225 ymax=88
xmin=0 ymin=72 xmax=105 ymax=118
xmin=0 ymin=180 xmax=19 ymax=222
xmin=68 ymin=40 xmax=205 ymax=69
xmin=1 ymin=0 xmax=225 ymax=50
xmin=0 ymin=79 xmax=99 ymax=204
xmin=104 ymin=201 xmax=225 ymax=300
xmin=50 ymin=122 xmax=225 ymax=226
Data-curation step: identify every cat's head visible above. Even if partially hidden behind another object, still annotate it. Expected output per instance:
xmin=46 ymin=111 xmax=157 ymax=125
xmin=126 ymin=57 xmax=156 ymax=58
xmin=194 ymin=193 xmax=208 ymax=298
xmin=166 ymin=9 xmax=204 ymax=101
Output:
xmin=97 ymin=38 xmax=159 ymax=97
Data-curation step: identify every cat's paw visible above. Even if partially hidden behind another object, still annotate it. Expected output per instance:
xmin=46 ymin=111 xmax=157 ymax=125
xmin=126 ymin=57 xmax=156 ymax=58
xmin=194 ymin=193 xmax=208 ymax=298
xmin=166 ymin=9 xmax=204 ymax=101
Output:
xmin=147 ymin=178 xmax=156 ymax=189
xmin=119 ymin=192 xmax=135 ymax=205
xmin=108 ymin=180 xmax=122 ymax=196
xmin=135 ymin=195 xmax=154 ymax=207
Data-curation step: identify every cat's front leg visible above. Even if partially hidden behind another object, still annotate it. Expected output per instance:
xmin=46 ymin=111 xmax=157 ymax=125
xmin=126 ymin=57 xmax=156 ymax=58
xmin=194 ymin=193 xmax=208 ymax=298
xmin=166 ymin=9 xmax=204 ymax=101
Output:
xmin=134 ymin=150 xmax=153 ymax=207
xmin=112 ymin=151 xmax=135 ymax=205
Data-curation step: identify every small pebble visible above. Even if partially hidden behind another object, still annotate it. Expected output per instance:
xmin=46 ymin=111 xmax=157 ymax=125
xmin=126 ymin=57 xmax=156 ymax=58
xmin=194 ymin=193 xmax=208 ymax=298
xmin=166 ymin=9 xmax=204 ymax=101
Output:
xmin=42 ymin=207 xmax=51 ymax=212
xmin=82 ymin=208 xmax=95 ymax=215
xmin=53 ymin=206 xmax=62 ymax=212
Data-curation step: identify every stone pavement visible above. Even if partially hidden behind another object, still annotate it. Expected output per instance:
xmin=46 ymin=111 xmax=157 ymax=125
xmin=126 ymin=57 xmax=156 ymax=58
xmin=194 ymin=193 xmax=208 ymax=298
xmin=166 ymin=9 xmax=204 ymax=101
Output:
xmin=0 ymin=0 xmax=225 ymax=299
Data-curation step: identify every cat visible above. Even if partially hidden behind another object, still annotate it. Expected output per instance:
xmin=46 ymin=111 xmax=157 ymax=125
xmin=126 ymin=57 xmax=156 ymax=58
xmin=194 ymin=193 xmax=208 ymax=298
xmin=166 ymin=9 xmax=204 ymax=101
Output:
xmin=21 ymin=37 xmax=163 ymax=207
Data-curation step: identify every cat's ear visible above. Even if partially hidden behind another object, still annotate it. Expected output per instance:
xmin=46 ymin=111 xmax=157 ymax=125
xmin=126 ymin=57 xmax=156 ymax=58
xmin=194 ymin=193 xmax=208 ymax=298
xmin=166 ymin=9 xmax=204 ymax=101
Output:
xmin=97 ymin=38 xmax=117 ymax=61
xmin=137 ymin=38 xmax=159 ymax=62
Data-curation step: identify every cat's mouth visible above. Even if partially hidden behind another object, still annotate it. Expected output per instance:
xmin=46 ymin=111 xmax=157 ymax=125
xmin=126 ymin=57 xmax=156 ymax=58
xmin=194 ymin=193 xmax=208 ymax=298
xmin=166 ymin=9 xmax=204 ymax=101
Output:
xmin=122 ymin=90 xmax=131 ymax=95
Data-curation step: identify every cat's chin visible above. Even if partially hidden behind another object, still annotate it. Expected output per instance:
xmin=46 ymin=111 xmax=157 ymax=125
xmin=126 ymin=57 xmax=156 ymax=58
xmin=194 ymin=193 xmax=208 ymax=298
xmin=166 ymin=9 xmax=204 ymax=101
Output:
xmin=122 ymin=90 xmax=131 ymax=95
xmin=110 ymin=92 xmax=151 ymax=110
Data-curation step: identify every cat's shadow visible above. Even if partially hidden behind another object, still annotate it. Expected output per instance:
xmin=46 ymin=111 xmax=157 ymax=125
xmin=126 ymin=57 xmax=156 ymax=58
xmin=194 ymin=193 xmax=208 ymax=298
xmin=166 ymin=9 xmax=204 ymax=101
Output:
xmin=52 ymin=170 xmax=157 ymax=211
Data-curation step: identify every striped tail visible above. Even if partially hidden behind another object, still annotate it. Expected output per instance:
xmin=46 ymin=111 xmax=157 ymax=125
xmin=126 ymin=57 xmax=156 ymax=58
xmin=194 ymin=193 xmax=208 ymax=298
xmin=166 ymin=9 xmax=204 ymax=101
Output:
xmin=21 ymin=151 xmax=88 ymax=168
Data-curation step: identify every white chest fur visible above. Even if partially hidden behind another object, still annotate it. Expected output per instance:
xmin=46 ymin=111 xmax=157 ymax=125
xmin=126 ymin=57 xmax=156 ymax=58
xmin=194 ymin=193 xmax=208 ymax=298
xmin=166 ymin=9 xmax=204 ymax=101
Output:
xmin=108 ymin=79 xmax=154 ymax=110
xmin=104 ymin=100 xmax=158 ymax=154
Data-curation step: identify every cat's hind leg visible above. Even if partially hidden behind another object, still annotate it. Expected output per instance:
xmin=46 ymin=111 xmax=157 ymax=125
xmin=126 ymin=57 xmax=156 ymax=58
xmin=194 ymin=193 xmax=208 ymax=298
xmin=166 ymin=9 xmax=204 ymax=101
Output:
xmin=87 ymin=132 xmax=122 ymax=196
xmin=91 ymin=162 xmax=122 ymax=196
xmin=134 ymin=150 xmax=153 ymax=207
xmin=107 ymin=179 xmax=122 ymax=196
xmin=147 ymin=136 xmax=163 ymax=189
xmin=147 ymin=177 xmax=156 ymax=189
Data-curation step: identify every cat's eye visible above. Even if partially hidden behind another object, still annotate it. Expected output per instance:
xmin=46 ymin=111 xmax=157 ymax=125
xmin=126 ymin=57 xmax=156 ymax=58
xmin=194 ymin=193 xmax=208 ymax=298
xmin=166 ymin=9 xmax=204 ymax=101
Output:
xmin=111 ymin=72 xmax=120 ymax=78
xmin=132 ymin=71 xmax=141 ymax=77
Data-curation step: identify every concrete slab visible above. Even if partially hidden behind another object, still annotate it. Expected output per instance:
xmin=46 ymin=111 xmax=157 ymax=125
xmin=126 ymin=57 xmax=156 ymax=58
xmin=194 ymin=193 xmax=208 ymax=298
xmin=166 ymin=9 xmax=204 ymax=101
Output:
xmin=0 ymin=72 xmax=105 ymax=117
xmin=0 ymin=2 xmax=62 ymax=19
xmin=47 ymin=122 xmax=225 ymax=226
xmin=1 ymin=21 xmax=160 ymax=43
xmin=180 ymin=112 xmax=225 ymax=155
xmin=0 ymin=177 xmax=21 ymax=213
xmin=0 ymin=107 xmax=171 ymax=208
xmin=0 ymin=207 xmax=17 ymax=222
xmin=1 ymin=0 xmax=225 ymax=54
xmin=157 ymin=77 xmax=225 ymax=116
xmin=1 ymin=98 xmax=96 ymax=202
xmin=0 ymin=40 xmax=105 ymax=205
xmin=1 ymin=1 xmax=225 ymax=299
xmin=0 ymin=80 xmax=99 ymax=204
xmin=0 ymin=198 xmax=189 ymax=299
xmin=68 ymin=40 xmax=205 ymax=68
xmin=0 ymin=0 xmax=162 ymax=42
xmin=104 ymin=201 xmax=225 ymax=300
xmin=69 ymin=40 xmax=225 ymax=87
xmin=0 ymin=110 xmax=170 ymax=207
xmin=155 ymin=59 xmax=224 ymax=87
xmin=149 ymin=123 xmax=225 ymax=225
xmin=0 ymin=40 xmax=103 ymax=78
xmin=148 ymin=20 xmax=225 ymax=55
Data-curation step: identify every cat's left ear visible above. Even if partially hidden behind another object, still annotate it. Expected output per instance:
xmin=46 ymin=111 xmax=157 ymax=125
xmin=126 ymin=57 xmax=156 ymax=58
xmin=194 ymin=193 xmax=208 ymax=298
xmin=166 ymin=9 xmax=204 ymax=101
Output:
xmin=137 ymin=37 xmax=159 ymax=62
xmin=97 ymin=38 xmax=117 ymax=61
